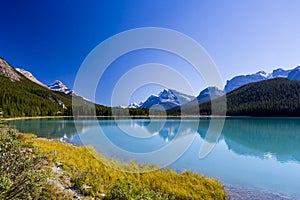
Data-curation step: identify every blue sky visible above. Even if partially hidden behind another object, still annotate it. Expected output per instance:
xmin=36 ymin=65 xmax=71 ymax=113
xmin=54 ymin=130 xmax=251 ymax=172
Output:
xmin=1 ymin=0 xmax=300 ymax=105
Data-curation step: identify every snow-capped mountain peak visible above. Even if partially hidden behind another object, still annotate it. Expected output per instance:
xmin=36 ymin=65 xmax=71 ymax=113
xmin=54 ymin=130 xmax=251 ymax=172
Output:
xmin=128 ymin=102 xmax=143 ymax=108
xmin=129 ymin=89 xmax=195 ymax=109
xmin=48 ymin=80 xmax=75 ymax=95
xmin=158 ymin=89 xmax=178 ymax=102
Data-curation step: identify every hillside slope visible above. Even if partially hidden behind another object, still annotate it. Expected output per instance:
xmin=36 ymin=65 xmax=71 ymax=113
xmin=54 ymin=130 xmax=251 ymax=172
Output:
xmin=0 ymin=57 xmax=73 ymax=117
xmin=170 ymin=78 xmax=300 ymax=116
xmin=212 ymin=78 xmax=300 ymax=116
xmin=0 ymin=75 xmax=73 ymax=117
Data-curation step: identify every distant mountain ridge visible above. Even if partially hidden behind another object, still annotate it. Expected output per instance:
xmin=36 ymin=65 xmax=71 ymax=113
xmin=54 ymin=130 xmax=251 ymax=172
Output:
xmin=225 ymin=66 xmax=300 ymax=93
xmin=129 ymin=65 xmax=300 ymax=108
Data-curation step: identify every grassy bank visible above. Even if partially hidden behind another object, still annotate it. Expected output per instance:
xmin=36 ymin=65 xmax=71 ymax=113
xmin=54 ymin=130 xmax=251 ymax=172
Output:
xmin=0 ymin=124 xmax=228 ymax=199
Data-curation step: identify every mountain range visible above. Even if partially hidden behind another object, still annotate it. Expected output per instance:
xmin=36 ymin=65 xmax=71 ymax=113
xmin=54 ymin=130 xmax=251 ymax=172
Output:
xmin=11 ymin=58 xmax=300 ymax=112
xmin=130 ymin=87 xmax=225 ymax=110
xmin=1 ymin=55 xmax=300 ymax=117
xmin=224 ymin=66 xmax=300 ymax=93
xmin=134 ymin=66 xmax=300 ymax=110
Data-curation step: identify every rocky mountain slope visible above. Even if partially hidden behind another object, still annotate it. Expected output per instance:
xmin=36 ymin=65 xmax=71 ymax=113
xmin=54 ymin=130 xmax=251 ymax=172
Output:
xmin=15 ymin=68 xmax=46 ymax=87
xmin=0 ymin=57 xmax=21 ymax=81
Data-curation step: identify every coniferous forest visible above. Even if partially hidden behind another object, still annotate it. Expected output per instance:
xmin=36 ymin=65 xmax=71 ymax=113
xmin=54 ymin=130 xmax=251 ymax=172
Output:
xmin=0 ymin=75 xmax=70 ymax=117
xmin=169 ymin=78 xmax=300 ymax=117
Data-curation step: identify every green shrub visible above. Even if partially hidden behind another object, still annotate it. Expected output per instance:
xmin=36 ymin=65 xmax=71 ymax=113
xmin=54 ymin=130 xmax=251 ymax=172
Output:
xmin=0 ymin=127 xmax=49 ymax=199
xmin=39 ymin=182 xmax=74 ymax=200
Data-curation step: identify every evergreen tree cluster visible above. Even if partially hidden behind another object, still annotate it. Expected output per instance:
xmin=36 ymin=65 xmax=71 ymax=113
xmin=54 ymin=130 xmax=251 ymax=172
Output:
xmin=175 ymin=78 xmax=300 ymax=116
xmin=0 ymin=76 xmax=72 ymax=117
xmin=224 ymin=78 xmax=300 ymax=116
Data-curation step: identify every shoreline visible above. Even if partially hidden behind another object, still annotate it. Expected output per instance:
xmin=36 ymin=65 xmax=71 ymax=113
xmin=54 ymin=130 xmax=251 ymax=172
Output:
xmin=21 ymin=136 xmax=300 ymax=200
xmin=3 ymin=116 xmax=73 ymax=121
xmin=4 ymin=115 xmax=300 ymax=121
xmin=4 ymin=123 xmax=300 ymax=199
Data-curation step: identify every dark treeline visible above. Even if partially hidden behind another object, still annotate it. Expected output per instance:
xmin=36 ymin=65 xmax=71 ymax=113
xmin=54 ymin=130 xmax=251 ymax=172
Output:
xmin=71 ymin=104 xmax=149 ymax=117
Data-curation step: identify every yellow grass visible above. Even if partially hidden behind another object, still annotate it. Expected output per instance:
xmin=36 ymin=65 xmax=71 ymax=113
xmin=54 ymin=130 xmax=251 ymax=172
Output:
xmin=31 ymin=139 xmax=228 ymax=199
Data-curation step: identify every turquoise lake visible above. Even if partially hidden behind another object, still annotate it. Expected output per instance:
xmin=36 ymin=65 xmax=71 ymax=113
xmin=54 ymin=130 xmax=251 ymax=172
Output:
xmin=8 ymin=117 xmax=300 ymax=198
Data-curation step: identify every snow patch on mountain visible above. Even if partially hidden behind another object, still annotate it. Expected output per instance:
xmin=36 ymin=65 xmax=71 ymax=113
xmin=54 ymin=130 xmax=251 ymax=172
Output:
xmin=128 ymin=102 xmax=143 ymax=108
xmin=271 ymin=68 xmax=291 ymax=78
xmin=225 ymin=71 xmax=268 ymax=93
xmin=15 ymin=68 xmax=47 ymax=87
xmin=224 ymin=66 xmax=300 ymax=93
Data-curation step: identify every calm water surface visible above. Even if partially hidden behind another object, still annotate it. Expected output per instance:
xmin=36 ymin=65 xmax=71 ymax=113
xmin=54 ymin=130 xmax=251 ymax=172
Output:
xmin=8 ymin=117 xmax=300 ymax=198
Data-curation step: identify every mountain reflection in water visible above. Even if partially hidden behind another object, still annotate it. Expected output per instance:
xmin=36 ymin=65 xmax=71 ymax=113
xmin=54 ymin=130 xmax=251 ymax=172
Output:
xmin=8 ymin=117 xmax=300 ymax=163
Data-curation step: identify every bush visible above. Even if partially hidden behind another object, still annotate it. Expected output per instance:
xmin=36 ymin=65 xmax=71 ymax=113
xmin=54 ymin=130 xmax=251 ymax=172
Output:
xmin=0 ymin=127 xmax=49 ymax=199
